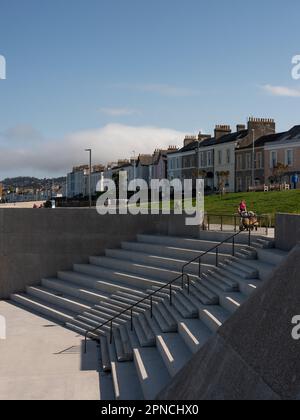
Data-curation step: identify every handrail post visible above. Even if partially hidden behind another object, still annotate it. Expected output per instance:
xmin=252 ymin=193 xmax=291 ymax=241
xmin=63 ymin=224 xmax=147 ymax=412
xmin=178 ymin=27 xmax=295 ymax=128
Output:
xmin=208 ymin=215 xmax=210 ymax=231
xmin=84 ymin=334 xmax=87 ymax=354
xmin=110 ymin=321 xmax=113 ymax=344
xmin=234 ymin=215 xmax=237 ymax=232
xmin=221 ymin=216 xmax=223 ymax=231
xmin=248 ymin=228 xmax=251 ymax=246
xmin=198 ymin=256 xmax=201 ymax=278
xmin=187 ymin=275 xmax=190 ymax=294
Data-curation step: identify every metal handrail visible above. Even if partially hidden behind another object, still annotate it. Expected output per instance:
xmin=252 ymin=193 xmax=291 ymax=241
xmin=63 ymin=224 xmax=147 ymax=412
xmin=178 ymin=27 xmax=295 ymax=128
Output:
xmin=84 ymin=272 xmax=191 ymax=353
xmin=204 ymin=212 xmax=272 ymax=235
xmin=84 ymin=227 xmax=254 ymax=353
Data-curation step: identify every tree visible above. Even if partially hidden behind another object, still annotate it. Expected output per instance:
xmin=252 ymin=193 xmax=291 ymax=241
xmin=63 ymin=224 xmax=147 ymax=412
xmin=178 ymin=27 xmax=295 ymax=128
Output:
xmin=216 ymin=171 xmax=230 ymax=198
xmin=271 ymin=163 xmax=289 ymax=184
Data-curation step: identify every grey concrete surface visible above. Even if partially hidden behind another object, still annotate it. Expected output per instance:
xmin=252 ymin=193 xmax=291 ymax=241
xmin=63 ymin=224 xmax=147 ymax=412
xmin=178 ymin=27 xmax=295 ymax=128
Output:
xmin=0 ymin=210 xmax=199 ymax=298
xmin=158 ymin=245 xmax=300 ymax=400
xmin=0 ymin=300 xmax=107 ymax=400
xmin=275 ymin=213 xmax=300 ymax=251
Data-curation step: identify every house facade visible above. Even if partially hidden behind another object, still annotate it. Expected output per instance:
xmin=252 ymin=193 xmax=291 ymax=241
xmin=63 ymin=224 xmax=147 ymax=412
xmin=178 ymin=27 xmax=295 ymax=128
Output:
xmin=264 ymin=126 xmax=300 ymax=187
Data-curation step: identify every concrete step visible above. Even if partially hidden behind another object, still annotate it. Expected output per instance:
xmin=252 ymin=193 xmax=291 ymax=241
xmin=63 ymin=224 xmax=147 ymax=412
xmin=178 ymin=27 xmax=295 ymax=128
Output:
xmin=156 ymin=333 xmax=192 ymax=377
xmin=88 ymin=257 xmax=181 ymax=283
xmin=199 ymin=305 xmax=231 ymax=332
xmin=108 ymin=337 xmax=143 ymax=401
xmin=256 ymin=248 xmax=288 ymax=266
xmin=131 ymin=316 xmax=155 ymax=347
xmin=105 ymin=248 xmax=215 ymax=277
xmin=73 ymin=315 xmax=111 ymax=335
xmin=217 ymin=261 xmax=256 ymax=279
xmin=135 ymin=313 xmax=157 ymax=347
xmin=26 ymin=286 xmax=92 ymax=314
xmin=200 ymin=272 xmax=237 ymax=294
xmin=152 ymin=305 xmax=175 ymax=333
xmin=197 ymin=231 xmax=268 ymax=245
xmin=122 ymin=241 xmax=233 ymax=266
xmin=100 ymin=335 xmax=111 ymax=372
xmin=189 ymin=280 xmax=219 ymax=304
xmin=242 ymin=258 xmax=277 ymax=281
xmin=10 ymin=293 xmax=76 ymax=325
xmin=86 ymin=261 xmax=166 ymax=290
xmin=252 ymin=237 xmax=275 ymax=249
xmin=178 ymin=319 xmax=212 ymax=354
xmin=149 ymin=287 xmax=198 ymax=318
xmin=133 ymin=347 xmax=171 ymax=400
xmin=43 ymin=277 xmax=110 ymax=305
xmin=219 ymin=292 xmax=248 ymax=314
xmin=137 ymin=233 xmax=254 ymax=252
xmin=64 ymin=321 xmax=99 ymax=339
xmin=224 ymin=259 xmax=259 ymax=278
xmin=71 ymin=264 xmax=149 ymax=295
xmin=94 ymin=300 xmax=145 ymax=317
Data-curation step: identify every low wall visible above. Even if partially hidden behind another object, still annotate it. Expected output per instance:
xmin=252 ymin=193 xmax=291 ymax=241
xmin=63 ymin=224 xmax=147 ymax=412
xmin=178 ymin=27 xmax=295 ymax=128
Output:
xmin=0 ymin=209 xmax=200 ymax=299
xmin=275 ymin=213 xmax=300 ymax=251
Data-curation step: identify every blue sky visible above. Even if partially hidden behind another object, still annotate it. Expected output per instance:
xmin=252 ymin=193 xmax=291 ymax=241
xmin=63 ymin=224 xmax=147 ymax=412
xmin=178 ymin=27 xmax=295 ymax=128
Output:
xmin=0 ymin=0 xmax=300 ymax=177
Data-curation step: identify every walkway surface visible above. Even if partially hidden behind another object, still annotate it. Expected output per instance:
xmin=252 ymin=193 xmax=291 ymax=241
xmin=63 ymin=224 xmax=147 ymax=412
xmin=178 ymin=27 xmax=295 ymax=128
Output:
xmin=0 ymin=300 xmax=109 ymax=400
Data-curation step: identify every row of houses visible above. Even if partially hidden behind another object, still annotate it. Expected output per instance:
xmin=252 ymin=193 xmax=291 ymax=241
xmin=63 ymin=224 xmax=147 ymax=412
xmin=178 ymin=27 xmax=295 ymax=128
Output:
xmin=168 ymin=118 xmax=300 ymax=192
xmin=65 ymin=117 xmax=300 ymax=198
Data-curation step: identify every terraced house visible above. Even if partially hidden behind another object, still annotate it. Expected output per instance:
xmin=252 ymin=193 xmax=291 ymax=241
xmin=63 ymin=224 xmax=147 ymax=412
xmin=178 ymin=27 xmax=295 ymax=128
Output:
xmin=264 ymin=126 xmax=300 ymax=187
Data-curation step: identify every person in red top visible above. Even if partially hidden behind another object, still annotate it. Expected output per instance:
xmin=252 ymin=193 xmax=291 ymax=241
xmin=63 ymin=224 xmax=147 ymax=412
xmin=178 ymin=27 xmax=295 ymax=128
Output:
xmin=238 ymin=200 xmax=247 ymax=215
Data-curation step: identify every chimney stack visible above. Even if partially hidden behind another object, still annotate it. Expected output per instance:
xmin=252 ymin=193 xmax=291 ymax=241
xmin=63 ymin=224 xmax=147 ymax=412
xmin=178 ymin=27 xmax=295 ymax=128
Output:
xmin=214 ymin=125 xmax=231 ymax=140
xmin=236 ymin=124 xmax=246 ymax=133
xmin=184 ymin=135 xmax=198 ymax=147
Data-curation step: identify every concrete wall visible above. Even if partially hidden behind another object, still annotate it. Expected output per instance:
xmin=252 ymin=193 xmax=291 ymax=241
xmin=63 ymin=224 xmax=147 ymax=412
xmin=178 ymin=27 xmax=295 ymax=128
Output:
xmin=275 ymin=213 xmax=300 ymax=251
xmin=0 ymin=209 xmax=200 ymax=299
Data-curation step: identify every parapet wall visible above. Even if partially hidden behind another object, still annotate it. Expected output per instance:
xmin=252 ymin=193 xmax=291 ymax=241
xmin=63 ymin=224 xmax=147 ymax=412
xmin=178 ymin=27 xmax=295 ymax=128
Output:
xmin=0 ymin=209 xmax=199 ymax=299
xmin=275 ymin=213 xmax=300 ymax=251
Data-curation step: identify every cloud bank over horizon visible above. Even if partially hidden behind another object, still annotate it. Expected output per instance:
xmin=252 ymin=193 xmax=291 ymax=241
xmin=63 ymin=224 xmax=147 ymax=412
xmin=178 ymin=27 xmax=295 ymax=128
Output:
xmin=0 ymin=123 xmax=185 ymax=179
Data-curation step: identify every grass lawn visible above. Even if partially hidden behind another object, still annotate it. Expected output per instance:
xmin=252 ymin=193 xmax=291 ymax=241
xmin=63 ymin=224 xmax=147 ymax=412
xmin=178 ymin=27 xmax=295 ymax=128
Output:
xmin=203 ymin=190 xmax=300 ymax=225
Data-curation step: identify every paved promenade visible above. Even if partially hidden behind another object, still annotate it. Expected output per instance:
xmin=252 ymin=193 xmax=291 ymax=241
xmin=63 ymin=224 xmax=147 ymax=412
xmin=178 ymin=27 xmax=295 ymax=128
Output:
xmin=0 ymin=301 xmax=111 ymax=400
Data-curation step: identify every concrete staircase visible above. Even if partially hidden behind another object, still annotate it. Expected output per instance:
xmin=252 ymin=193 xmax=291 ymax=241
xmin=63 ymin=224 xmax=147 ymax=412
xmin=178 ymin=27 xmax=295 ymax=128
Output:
xmin=10 ymin=231 xmax=288 ymax=401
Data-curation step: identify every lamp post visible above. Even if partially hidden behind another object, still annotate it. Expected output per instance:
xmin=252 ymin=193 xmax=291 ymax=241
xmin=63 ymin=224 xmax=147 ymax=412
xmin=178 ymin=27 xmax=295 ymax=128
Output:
xmin=85 ymin=149 xmax=92 ymax=208
xmin=252 ymin=129 xmax=255 ymax=188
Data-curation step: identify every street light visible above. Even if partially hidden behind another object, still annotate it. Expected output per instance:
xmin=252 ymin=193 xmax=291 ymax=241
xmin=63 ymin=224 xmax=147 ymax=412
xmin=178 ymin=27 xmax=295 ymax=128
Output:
xmin=85 ymin=149 xmax=92 ymax=208
xmin=252 ymin=129 xmax=255 ymax=188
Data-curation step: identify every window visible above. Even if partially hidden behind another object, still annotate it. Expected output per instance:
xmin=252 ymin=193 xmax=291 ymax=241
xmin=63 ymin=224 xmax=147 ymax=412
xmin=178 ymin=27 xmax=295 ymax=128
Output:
xmin=236 ymin=155 xmax=243 ymax=170
xmin=256 ymin=152 xmax=262 ymax=169
xmin=286 ymin=149 xmax=293 ymax=166
xmin=246 ymin=153 xmax=252 ymax=170
xmin=207 ymin=151 xmax=212 ymax=167
xmin=218 ymin=150 xmax=222 ymax=165
xmin=237 ymin=177 xmax=242 ymax=191
xmin=200 ymin=152 xmax=205 ymax=168
xmin=270 ymin=151 xmax=277 ymax=168
xmin=226 ymin=149 xmax=231 ymax=164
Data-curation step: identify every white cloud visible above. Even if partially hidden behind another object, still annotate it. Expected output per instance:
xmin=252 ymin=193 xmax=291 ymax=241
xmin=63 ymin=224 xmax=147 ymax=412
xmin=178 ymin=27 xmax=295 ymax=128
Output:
xmin=262 ymin=84 xmax=300 ymax=98
xmin=99 ymin=107 xmax=140 ymax=117
xmin=0 ymin=123 xmax=185 ymax=178
xmin=113 ymin=83 xmax=201 ymax=97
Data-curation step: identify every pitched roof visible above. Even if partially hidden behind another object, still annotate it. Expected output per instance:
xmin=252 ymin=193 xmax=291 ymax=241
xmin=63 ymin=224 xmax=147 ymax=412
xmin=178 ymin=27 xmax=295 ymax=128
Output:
xmin=177 ymin=129 xmax=249 ymax=154
xmin=137 ymin=154 xmax=154 ymax=166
